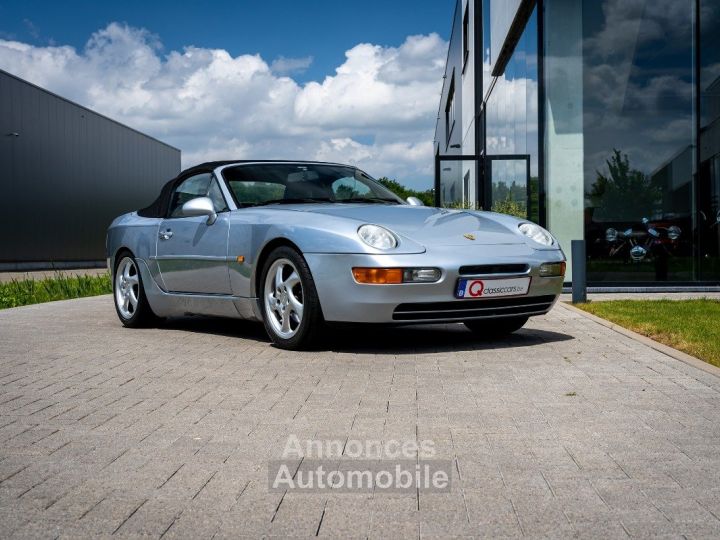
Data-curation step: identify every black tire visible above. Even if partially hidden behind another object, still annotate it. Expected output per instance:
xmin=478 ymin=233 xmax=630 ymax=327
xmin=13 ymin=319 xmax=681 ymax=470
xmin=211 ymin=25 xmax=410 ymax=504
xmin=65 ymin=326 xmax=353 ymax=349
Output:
xmin=259 ymin=246 xmax=324 ymax=350
xmin=464 ymin=316 xmax=528 ymax=336
xmin=113 ymin=251 xmax=160 ymax=328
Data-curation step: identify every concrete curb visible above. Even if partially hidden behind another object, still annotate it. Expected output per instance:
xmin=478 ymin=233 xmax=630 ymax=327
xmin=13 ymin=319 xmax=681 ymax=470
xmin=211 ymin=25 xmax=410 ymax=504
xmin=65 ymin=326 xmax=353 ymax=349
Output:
xmin=558 ymin=301 xmax=720 ymax=379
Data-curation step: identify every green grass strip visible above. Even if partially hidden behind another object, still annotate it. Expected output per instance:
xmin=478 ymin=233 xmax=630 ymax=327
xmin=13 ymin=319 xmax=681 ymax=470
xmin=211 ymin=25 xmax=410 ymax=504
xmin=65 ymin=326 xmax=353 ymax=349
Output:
xmin=0 ymin=272 xmax=112 ymax=310
xmin=575 ymin=299 xmax=720 ymax=368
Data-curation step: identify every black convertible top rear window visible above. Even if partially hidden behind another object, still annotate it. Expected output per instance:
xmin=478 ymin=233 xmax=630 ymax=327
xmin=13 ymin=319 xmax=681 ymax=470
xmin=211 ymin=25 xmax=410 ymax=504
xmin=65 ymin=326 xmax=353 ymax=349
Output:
xmin=137 ymin=178 xmax=175 ymax=218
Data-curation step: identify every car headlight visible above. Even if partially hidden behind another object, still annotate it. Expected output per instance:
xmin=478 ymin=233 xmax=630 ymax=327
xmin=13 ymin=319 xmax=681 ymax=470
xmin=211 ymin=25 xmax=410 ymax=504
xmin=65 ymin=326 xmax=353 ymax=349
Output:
xmin=357 ymin=224 xmax=397 ymax=250
xmin=518 ymin=223 xmax=555 ymax=247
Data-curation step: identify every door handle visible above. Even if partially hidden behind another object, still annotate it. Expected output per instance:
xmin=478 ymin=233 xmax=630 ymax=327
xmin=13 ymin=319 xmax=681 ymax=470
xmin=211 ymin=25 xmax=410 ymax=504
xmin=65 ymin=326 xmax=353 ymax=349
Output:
xmin=159 ymin=229 xmax=173 ymax=240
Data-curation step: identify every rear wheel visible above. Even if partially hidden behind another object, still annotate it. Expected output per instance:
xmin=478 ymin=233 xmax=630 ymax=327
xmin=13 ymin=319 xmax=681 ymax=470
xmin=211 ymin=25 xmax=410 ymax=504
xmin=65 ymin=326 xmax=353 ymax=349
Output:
xmin=113 ymin=253 xmax=159 ymax=327
xmin=260 ymin=247 xmax=324 ymax=350
xmin=464 ymin=316 xmax=528 ymax=336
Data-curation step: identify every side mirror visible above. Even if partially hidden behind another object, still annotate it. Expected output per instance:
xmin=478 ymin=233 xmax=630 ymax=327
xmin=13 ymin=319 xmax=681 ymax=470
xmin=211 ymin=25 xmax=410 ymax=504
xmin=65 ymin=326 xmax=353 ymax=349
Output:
xmin=181 ymin=196 xmax=217 ymax=225
xmin=406 ymin=196 xmax=424 ymax=206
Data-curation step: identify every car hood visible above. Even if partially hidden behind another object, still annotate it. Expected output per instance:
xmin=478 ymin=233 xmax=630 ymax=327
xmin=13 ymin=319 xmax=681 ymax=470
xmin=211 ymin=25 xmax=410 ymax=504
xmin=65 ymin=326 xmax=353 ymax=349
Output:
xmin=289 ymin=204 xmax=525 ymax=246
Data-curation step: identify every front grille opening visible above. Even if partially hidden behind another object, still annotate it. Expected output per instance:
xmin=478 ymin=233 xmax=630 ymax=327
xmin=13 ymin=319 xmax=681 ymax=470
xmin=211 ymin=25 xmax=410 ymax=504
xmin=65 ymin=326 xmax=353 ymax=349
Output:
xmin=458 ymin=264 xmax=529 ymax=275
xmin=392 ymin=294 xmax=555 ymax=322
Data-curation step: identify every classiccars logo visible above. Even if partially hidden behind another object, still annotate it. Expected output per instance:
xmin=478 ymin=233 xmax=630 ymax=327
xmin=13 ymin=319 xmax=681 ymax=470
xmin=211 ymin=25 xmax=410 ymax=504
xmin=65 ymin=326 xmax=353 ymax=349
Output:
xmin=483 ymin=284 xmax=525 ymax=295
xmin=467 ymin=280 xmax=485 ymax=297
xmin=468 ymin=281 xmax=527 ymax=297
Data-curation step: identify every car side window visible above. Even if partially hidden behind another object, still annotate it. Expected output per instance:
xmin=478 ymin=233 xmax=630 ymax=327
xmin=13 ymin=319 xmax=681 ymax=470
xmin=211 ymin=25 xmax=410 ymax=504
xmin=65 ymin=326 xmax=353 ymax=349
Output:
xmin=169 ymin=173 xmax=212 ymax=217
xmin=207 ymin=177 xmax=229 ymax=212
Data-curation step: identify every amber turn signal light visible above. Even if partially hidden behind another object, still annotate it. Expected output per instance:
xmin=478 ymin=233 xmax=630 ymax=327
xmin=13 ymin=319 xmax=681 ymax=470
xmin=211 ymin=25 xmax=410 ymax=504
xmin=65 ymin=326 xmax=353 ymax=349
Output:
xmin=539 ymin=261 xmax=566 ymax=277
xmin=352 ymin=268 xmax=403 ymax=284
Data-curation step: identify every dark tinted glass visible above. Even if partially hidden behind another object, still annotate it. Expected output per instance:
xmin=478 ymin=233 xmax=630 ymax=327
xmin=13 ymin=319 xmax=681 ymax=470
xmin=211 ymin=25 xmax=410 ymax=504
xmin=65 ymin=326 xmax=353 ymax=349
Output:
xmin=582 ymin=0 xmax=695 ymax=282
xmin=699 ymin=0 xmax=720 ymax=280
xmin=169 ymin=173 xmax=211 ymax=217
xmin=222 ymin=164 xmax=403 ymax=206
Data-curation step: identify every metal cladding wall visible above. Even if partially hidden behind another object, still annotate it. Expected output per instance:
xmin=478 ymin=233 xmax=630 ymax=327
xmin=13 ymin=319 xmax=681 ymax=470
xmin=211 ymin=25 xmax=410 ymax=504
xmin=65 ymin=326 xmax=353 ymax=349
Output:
xmin=0 ymin=69 xmax=181 ymax=269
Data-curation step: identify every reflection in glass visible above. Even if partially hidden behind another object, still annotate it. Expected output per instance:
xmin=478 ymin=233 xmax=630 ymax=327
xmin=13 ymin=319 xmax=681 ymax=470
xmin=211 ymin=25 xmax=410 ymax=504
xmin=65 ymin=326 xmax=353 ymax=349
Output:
xmin=699 ymin=0 xmax=720 ymax=280
xmin=483 ymin=3 xmax=539 ymax=222
xmin=439 ymin=160 xmax=475 ymax=207
xmin=488 ymin=158 xmax=530 ymax=218
xmin=582 ymin=0 xmax=695 ymax=282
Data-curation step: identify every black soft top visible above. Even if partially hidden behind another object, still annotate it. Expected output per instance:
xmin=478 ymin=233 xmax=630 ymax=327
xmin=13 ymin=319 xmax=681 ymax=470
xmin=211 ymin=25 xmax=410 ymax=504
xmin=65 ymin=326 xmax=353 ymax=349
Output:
xmin=137 ymin=160 xmax=348 ymax=218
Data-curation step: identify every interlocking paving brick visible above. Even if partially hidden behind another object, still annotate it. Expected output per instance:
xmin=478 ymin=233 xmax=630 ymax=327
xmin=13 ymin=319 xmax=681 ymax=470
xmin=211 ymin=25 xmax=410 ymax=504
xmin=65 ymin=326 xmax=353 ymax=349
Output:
xmin=1 ymin=295 xmax=720 ymax=538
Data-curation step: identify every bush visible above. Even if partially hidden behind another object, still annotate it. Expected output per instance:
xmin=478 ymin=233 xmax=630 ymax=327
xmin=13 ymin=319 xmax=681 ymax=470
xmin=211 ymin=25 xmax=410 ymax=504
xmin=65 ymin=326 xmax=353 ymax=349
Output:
xmin=376 ymin=177 xmax=434 ymax=206
xmin=491 ymin=196 xmax=527 ymax=219
xmin=0 ymin=272 xmax=112 ymax=310
xmin=376 ymin=176 xmax=527 ymax=219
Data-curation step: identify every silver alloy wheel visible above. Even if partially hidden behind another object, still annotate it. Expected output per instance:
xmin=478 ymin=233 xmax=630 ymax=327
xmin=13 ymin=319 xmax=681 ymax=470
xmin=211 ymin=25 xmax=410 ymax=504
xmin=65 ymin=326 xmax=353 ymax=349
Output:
xmin=115 ymin=256 xmax=140 ymax=320
xmin=264 ymin=258 xmax=304 ymax=339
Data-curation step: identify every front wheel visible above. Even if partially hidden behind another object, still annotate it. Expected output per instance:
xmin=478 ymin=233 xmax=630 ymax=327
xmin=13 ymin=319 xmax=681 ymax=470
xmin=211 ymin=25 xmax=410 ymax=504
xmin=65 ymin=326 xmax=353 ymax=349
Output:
xmin=113 ymin=253 xmax=159 ymax=327
xmin=464 ymin=316 xmax=528 ymax=336
xmin=260 ymin=247 xmax=324 ymax=350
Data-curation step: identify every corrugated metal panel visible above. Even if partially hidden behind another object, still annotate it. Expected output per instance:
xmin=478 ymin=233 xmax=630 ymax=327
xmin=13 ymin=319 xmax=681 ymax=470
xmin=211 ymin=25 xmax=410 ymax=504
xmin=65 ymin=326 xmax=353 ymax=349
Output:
xmin=0 ymin=69 xmax=181 ymax=268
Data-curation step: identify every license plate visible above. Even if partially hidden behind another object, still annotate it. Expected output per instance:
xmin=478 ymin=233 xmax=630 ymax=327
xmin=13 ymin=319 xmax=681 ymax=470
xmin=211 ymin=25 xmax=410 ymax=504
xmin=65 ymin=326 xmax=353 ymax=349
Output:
xmin=455 ymin=276 xmax=531 ymax=299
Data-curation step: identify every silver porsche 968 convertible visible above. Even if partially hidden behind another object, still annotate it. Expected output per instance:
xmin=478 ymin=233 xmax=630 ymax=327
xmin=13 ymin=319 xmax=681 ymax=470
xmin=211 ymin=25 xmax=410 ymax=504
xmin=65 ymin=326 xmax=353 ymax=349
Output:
xmin=107 ymin=161 xmax=565 ymax=349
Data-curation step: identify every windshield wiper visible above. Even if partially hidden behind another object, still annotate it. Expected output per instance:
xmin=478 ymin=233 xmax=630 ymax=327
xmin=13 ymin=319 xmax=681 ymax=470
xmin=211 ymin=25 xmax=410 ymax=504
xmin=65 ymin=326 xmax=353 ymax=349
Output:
xmin=245 ymin=197 xmax=334 ymax=207
xmin=339 ymin=197 xmax=400 ymax=204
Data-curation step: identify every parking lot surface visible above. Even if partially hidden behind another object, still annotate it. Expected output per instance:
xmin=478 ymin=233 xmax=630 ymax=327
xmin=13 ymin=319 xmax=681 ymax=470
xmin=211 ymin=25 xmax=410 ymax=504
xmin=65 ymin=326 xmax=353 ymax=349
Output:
xmin=2 ymin=295 xmax=720 ymax=538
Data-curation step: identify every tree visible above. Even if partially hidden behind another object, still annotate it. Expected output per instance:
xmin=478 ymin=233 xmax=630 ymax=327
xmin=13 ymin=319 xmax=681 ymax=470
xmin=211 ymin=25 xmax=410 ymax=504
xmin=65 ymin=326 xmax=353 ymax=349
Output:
xmin=589 ymin=149 xmax=660 ymax=220
xmin=376 ymin=177 xmax=435 ymax=206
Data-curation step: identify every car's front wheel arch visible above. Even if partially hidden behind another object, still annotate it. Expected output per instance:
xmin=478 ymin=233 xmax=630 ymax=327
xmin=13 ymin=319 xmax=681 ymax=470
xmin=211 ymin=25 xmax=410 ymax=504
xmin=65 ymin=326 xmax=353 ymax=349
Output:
xmin=258 ymin=245 xmax=325 ymax=349
xmin=112 ymin=248 xmax=160 ymax=327
xmin=253 ymin=238 xmax=304 ymax=298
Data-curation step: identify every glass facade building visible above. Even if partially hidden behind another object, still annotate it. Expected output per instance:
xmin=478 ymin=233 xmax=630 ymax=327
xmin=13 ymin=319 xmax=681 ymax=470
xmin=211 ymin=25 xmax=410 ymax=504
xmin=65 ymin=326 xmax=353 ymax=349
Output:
xmin=435 ymin=0 xmax=720 ymax=286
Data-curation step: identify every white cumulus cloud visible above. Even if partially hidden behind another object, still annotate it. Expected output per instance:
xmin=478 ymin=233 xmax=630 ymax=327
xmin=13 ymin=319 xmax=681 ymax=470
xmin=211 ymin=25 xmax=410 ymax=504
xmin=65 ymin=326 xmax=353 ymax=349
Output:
xmin=0 ymin=23 xmax=447 ymax=189
xmin=270 ymin=55 xmax=313 ymax=75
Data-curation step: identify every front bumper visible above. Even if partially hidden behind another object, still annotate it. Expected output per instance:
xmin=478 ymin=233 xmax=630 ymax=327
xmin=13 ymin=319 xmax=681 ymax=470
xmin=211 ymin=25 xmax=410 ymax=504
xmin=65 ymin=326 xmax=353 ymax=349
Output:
xmin=305 ymin=244 xmax=564 ymax=323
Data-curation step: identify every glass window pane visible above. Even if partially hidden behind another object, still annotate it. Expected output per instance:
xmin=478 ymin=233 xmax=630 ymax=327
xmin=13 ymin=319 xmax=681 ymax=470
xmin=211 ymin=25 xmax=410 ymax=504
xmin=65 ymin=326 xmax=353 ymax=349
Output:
xmin=582 ymin=0 xmax=695 ymax=282
xmin=331 ymin=177 xmax=372 ymax=200
xmin=228 ymin=181 xmax=286 ymax=205
xmin=699 ymin=0 xmax=720 ymax=280
xmin=483 ymin=3 xmax=538 ymax=220
xmin=489 ymin=158 xmax=529 ymax=219
xmin=439 ymin=160 xmax=475 ymax=208
xmin=207 ymin=177 xmax=228 ymax=212
xmin=169 ymin=173 xmax=211 ymax=217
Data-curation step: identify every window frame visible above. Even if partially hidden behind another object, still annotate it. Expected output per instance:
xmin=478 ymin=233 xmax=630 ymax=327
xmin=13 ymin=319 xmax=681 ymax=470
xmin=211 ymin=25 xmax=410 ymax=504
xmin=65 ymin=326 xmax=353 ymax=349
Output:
xmin=445 ymin=74 xmax=456 ymax=147
xmin=462 ymin=2 xmax=470 ymax=73
xmin=220 ymin=163 xmax=404 ymax=208
xmin=166 ymin=171 xmax=229 ymax=218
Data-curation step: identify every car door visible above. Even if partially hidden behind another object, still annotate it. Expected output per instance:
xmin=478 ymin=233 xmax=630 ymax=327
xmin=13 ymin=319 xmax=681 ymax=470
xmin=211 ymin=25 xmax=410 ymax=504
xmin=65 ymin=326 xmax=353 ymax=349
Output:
xmin=156 ymin=172 xmax=232 ymax=294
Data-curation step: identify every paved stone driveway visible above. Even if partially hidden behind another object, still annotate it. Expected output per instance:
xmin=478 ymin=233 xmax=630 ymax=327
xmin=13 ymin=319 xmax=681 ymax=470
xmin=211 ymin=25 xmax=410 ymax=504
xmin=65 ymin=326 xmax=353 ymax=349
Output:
xmin=2 ymin=296 xmax=720 ymax=539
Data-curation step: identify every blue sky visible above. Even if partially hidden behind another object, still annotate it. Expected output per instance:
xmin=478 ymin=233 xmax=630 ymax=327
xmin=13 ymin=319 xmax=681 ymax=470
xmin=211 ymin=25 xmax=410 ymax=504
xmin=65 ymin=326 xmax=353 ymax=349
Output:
xmin=0 ymin=1 xmax=454 ymax=188
xmin=0 ymin=0 xmax=452 ymax=82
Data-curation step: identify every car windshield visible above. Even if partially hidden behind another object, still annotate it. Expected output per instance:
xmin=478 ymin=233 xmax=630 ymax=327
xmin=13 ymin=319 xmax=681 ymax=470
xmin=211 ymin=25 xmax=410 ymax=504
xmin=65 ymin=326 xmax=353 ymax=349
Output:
xmin=221 ymin=163 xmax=404 ymax=207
